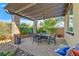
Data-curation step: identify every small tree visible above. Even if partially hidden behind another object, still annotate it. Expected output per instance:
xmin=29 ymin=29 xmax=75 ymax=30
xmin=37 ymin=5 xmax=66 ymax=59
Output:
xmin=41 ymin=18 xmax=57 ymax=35
xmin=20 ymin=23 xmax=33 ymax=35
xmin=37 ymin=27 xmax=46 ymax=33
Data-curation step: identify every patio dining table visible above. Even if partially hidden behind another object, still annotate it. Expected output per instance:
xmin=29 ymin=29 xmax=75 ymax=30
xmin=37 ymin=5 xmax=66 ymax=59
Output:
xmin=37 ymin=34 xmax=56 ymax=44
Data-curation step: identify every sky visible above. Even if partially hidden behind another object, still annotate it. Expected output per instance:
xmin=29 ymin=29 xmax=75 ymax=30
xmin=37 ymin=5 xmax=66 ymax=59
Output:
xmin=0 ymin=3 xmax=33 ymax=25
xmin=0 ymin=3 xmax=11 ymax=23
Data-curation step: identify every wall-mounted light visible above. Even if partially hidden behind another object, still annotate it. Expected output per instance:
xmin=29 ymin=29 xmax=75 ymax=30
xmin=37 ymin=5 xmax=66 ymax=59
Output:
xmin=12 ymin=6 xmax=16 ymax=11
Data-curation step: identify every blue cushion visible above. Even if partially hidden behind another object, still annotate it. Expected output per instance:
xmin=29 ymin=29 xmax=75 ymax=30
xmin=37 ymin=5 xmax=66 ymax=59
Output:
xmin=57 ymin=50 xmax=66 ymax=56
xmin=56 ymin=47 xmax=70 ymax=56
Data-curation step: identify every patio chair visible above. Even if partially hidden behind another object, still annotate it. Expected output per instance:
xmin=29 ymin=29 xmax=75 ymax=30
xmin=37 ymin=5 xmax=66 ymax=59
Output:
xmin=32 ymin=34 xmax=38 ymax=42
xmin=48 ymin=34 xmax=56 ymax=45
xmin=32 ymin=34 xmax=43 ymax=43
xmin=53 ymin=34 xmax=56 ymax=44
xmin=14 ymin=34 xmax=21 ymax=45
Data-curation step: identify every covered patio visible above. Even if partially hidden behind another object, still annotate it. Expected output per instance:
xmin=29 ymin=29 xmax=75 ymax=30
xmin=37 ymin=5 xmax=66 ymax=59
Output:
xmin=5 ymin=3 xmax=69 ymax=40
xmin=4 ymin=3 xmax=69 ymax=56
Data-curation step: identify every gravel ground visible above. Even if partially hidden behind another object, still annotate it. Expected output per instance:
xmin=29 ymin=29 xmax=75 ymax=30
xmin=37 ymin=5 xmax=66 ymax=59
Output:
xmin=0 ymin=43 xmax=34 ymax=56
xmin=15 ymin=48 xmax=34 ymax=56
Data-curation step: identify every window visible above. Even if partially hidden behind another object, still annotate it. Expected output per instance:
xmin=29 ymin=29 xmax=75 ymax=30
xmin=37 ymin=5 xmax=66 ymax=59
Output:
xmin=67 ymin=5 xmax=74 ymax=35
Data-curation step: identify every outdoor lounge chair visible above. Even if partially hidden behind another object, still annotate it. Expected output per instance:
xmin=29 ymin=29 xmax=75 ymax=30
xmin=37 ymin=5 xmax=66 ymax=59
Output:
xmin=54 ymin=44 xmax=70 ymax=56
xmin=55 ymin=44 xmax=79 ymax=56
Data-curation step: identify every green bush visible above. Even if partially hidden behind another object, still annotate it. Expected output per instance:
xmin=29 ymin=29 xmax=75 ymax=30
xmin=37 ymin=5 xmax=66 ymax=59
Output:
xmin=0 ymin=51 xmax=4 ymax=56
xmin=38 ymin=18 xmax=57 ymax=34
xmin=37 ymin=27 xmax=46 ymax=33
xmin=7 ymin=51 xmax=16 ymax=56
xmin=0 ymin=51 xmax=16 ymax=56
xmin=20 ymin=23 xmax=33 ymax=35
xmin=46 ymin=27 xmax=57 ymax=34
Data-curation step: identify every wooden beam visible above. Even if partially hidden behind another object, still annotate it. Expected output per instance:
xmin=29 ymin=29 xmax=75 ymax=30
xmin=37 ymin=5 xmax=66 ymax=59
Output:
xmin=18 ymin=13 xmax=35 ymax=20
xmin=35 ymin=13 xmax=65 ymax=20
xmin=28 ymin=8 xmax=65 ymax=18
xmin=23 ymin=3 xmax=65 ymax=16
xmin=7 ymin=9 xmax=35 ymax=21
xmin=17 ymin=7 xmax=65 ymax=20
xmin=5 ymin=3 xmax=68 ymax=21
xmin=15 ymin=3 xmax=37 ymax=13
xmin=65 ymin=3 xmax=72 ymax=15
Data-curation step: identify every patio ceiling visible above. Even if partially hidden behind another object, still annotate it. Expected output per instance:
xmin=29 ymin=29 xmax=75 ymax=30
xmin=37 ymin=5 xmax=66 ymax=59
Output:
xmin=5 ymin=3 xmax=69 ymax=20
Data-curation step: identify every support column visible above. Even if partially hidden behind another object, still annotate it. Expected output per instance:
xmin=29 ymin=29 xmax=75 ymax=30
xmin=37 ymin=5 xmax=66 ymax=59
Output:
xmin=12 ymin=15 xmax=21 ymax=44
xmin=73 ymin=4 xmax=79 ymax=43
xmin=33 ymin=20 xmax=37 ymax=34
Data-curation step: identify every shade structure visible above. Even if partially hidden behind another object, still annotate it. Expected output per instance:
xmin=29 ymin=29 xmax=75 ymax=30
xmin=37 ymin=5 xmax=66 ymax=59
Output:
xmin=5 ymin=3 xmax=69 ymax=20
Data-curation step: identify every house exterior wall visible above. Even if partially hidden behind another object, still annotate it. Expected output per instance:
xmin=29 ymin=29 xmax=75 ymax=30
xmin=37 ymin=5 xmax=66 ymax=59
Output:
xmin=64 ymin=4 xmax=79 ymax=47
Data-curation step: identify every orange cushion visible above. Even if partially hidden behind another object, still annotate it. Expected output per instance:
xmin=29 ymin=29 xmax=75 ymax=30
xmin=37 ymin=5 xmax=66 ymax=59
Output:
xmin=70 ymin=49 xmax=79 ymax=56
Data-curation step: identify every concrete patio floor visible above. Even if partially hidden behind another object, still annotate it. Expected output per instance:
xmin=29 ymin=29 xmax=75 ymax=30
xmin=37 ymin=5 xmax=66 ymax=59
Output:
xmin=15 ymin=37 xmax=66 ymax=56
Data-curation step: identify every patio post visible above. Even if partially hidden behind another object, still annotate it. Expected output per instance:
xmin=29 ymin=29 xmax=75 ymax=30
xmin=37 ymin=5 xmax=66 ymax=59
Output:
xmin=73 ymin=4 xmax=79 ymax=40
xmin=12 ymin=15 xmax=21 ymax=44
xmin=33 ymin=20 xmax=37 ymax=34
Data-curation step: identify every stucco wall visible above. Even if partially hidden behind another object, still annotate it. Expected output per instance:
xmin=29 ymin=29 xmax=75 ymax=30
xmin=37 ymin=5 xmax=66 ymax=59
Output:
xmin=64 ymin=4 xmax=79 ymax=47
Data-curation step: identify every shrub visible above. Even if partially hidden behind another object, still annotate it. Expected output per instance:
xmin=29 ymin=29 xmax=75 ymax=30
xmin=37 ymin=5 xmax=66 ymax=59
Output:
xmin=37 ymin=27 xmax=46 ymax=33
xmin=20 ymin=23 xmax=33 ymax=35
xmin=0 ymin=51 xmax=16 ymax=56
